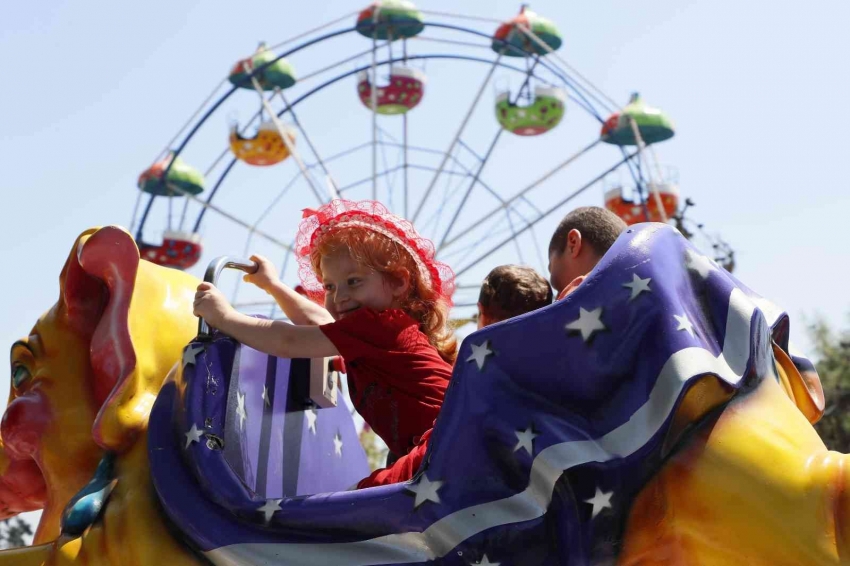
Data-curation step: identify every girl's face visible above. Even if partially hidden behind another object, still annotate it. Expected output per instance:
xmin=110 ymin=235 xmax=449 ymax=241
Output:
xmin=320 ymin=249 xmax=409 ymax=320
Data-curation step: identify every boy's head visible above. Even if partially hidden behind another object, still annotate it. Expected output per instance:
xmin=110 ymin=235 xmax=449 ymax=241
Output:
xmin=547 ymin=206 xmax=627 ymax=294
xmin=477 ymin=265 xmax=553 ymax=328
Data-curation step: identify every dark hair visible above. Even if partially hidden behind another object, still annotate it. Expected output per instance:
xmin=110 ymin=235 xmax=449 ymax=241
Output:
xmin=548 ymin=206 xmax=627 ymax=257
xmin=478 ymin=265 xmax=553 ymax=324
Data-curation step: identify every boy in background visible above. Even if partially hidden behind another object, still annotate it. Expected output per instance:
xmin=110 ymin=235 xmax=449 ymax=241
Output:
xmin=477 ymin=265 xmax=553 ymax=328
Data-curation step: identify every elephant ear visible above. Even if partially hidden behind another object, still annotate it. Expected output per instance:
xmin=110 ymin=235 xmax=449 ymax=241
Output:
xmin=59 ymin=228 xmax=107 ymax=337
xmin=63 ymin=227 xmax=141 ymax=450
xmin=62 ymin=226 xmax=199 ymax=452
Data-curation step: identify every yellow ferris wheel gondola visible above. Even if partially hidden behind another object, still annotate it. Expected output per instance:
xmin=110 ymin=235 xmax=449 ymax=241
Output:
xmin=229 ymin=120 xmax=296 ymax=166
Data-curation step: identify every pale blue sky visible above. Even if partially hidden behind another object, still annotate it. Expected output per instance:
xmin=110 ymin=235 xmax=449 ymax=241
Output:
xmin=2 ymin=0 xmax=849 ymax=409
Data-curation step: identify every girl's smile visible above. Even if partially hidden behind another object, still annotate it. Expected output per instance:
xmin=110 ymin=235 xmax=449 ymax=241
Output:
xmin=319 ymin=250 xmax=408 ymax=321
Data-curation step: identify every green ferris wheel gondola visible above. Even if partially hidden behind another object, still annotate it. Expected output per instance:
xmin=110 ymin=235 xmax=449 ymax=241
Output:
xmin=491 ymin=6 xmax=562 ymax=57
xmin=600 ymin=93 xmax=675 ymax=146
xmin=496 ymin=86 xmax=566 ymax=136
xmin=228 ymin=44 xmax=297 ymax=91
xmin=356 ymin=0 xmax=425 ymax=41
xmin=137 ymin=152 xmax=205 ymax=197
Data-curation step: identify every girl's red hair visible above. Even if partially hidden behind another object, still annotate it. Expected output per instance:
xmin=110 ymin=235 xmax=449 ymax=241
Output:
xmin=311 ymin=227 xmax=457 ymax=364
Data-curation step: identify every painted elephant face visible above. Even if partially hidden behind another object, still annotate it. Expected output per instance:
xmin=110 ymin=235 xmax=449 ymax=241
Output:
xmin=0 ymin=227 xmax=199 ymax=543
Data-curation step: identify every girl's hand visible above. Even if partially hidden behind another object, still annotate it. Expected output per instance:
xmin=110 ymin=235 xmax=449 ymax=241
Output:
xmin=243 ymin=254 xmax=279 ymax=292
xmin=193 ymin=282 xmax=234 ymax=328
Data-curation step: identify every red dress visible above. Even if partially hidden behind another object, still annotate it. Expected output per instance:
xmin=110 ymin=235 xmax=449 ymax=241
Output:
xmin=320 ymin=308 xmax=452 ymax=487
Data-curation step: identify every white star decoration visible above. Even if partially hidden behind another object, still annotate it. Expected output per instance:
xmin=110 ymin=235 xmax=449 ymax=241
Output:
xmin=476 ymin=555 xmax=500 ymax=566
xmin=333 ymin=432 xmax=343 ymax=456
xmin=257 ymin=498 xmax=282 ymax=523
xmin=685 ymin=249 xmax=716 ymax=279
xmin=182 ymin=345 xmax=204 ymax=368
xmin=466 ymin=340 xmax=493 ymax=371
xmin=674 ymin=313 xmax=696 ymax=338
xmin=184 ymin=423 xmax=203 ymax=449
xmin=565 ymin=307 xmax=606 ymax=342
xmin=406 ymin=474 xmax=444 ymax=509
xmin=305 ymin=408 xmax=318 ymax=435
xmin=584 ymin=486 xmax=613 ymax=519
xmin=622 ymin=273 xmax=652 ymax=301
xmin=513 ymin=425 xmax=538 ymax=455
xmin=236 ymin=391 xmax=247 ymax=430
xmin=262 ymin=385 xmax=270 ymax=407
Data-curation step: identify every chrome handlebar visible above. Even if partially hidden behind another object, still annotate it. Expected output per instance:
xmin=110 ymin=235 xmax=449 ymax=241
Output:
xmin=197 ymin=256 xmax=258 ymax=338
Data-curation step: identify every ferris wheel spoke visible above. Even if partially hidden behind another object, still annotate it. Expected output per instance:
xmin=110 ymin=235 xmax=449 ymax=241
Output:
xmin=504 ymin=207 xmax=525 ymax=264
xmin=153 ymin=78 xmax=228 ymax=165
xmin=129 ymin=190 xmax=143 ymax=234
xmin=270 ymin=239 xmax=297 ymax=318
xmin=421 ymin=146 xmax=465 ymax=235
xmin=438 ymin=57 xmax=539 ymax=250
xmin=418 ymin=9 xmax=504 ymax=24
xmin=247 ymin=69 xmax=326 ymax=205
xmin=276 ymin=89 xmax=339 ymax=199
xmin=442 ymin=138 xmax=601 ymax=250
xmin=250 ymin=168 xmax=304 ymax=232
xmin=518 ymin=195 xmax=545 ymax=218
xmin=266 ymin=10 xmax=362 ymax=52
xmin=453 ymin=152 xmax=638 ymax=278
xmin=338 ymin=165 xmax=405 ymax=194
xmin=411 ymin=53 xmax=503 ymax=224
xmin=516 ymin=23 xmax=620 ymax=113
xmin=622 ymin=145 xmax=651 ymax=222
xmin=627 ymin=117 xmax=667 ymax=223
xmin=528 ymin=224 xmax=547 ymax=272
xmin=437 ymin=128 xmax=504 ymax=250
xmin=376 ymin=129 xmax=397 ymax=203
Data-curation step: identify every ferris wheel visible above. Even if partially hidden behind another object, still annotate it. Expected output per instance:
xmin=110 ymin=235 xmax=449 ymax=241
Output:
xmin=129 ymin=1 xmax=694 ymax=316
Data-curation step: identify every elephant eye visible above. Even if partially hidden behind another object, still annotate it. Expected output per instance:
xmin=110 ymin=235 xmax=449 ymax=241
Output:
xmin=11 ymin=364 xmax=30 ymax=388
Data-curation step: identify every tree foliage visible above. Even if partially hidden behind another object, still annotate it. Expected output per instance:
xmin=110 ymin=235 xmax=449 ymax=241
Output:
xmin=810 ymin=317 xmax=850 ymax=452
xmin=0 ymin=517 xmax=33 ymax=549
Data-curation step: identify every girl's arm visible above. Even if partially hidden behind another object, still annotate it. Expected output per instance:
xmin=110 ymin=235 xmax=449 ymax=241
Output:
xmin=262 ymin=279 xmax=335 ymax=326
xmin=194 ymin=282 xmax=338 ymax=359
xmin=243 ymin=255 xmax=334 ymax=326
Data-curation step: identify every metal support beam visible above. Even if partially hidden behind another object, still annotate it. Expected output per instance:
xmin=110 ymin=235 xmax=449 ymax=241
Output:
xmin=453 ymin=151 xmax=637 ymax=278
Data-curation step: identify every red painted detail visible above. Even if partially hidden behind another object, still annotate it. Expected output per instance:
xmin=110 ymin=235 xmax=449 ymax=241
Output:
xmin=493 ymin=6 xmax=530 ymax=43
xmin=357 ymin=4 xmax=377 ymax=25
xmin=601 ymin=113 xmax=620 ymax=138
xmin=1 ymin=389 xmax=52 ymax=461
xmin=0 ymin=456 xmax=47 ymax=518
xmin=138 ymin=157 xmax=168 ymax=188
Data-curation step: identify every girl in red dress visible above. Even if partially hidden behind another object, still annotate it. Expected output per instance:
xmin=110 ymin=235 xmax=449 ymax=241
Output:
xmin=193 ymin=199 xmax=456 ymax=488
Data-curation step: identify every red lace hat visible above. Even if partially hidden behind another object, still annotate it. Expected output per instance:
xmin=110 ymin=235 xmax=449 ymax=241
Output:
xmin=295 ymin=199 xmax=455 ymax=305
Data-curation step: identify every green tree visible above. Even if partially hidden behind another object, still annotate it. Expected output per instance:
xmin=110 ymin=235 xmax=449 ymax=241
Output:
xmin=0 ymin=517 xmax=33 ymax=549
xmin=810 ymin=317 xmax=850 ymax=452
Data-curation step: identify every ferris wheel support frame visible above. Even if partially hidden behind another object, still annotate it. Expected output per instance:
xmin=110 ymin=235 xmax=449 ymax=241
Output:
xmin=453 ymin=150 xmax=638 ymax=278
xmin=276 ymin=89 xmax=340 ymax=199
xmin=440 ymin=137 xmax=601 ymax=251
xmin=410 ymin=52 xmax=502 ymax=224
xmin=436 ymin=55 xmax=540 ymax=250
